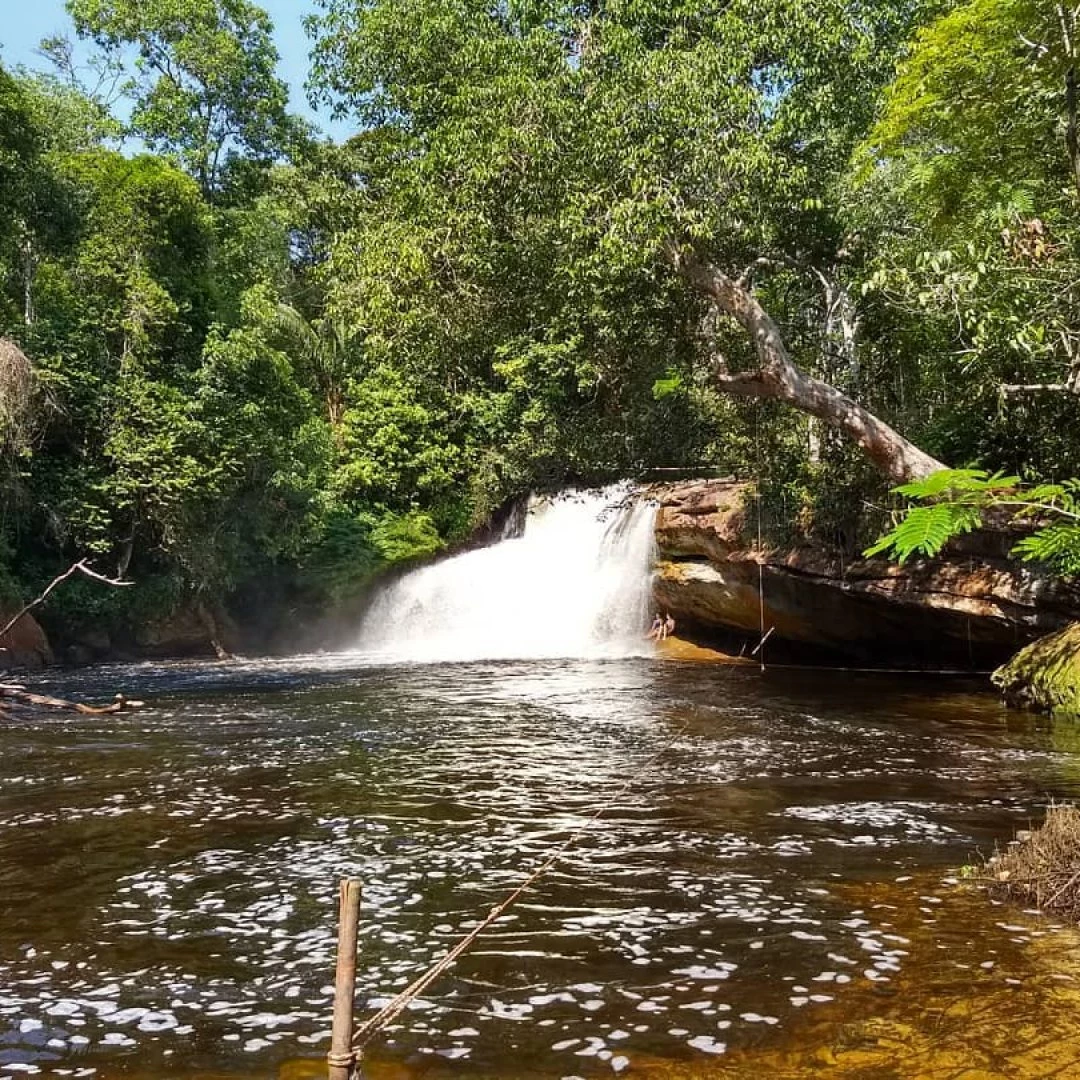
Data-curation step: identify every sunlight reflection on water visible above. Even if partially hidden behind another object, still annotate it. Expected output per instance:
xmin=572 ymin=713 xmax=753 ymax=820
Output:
xmin=1 ymin=657 xmax=1079 ymax=1077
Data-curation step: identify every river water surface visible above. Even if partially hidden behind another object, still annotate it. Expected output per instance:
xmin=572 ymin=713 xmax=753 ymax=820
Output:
xmin=4 ymin=657 xmax=1080 ymax=1078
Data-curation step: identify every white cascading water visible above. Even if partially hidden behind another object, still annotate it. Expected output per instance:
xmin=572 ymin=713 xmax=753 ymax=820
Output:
xmin=353 ymin=485 xmax=658 ymax=662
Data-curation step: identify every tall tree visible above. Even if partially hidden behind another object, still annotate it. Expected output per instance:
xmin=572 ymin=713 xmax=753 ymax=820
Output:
xmin=0 ymin=67 xmax=87 ymax=328
xmin=66 ymin=0 xmax=296 ymax=195
xmin=0 ymin=66 xmax=40 ymax=327
xmin=858 ymin=0 xmax=1080 ymax=476
xmin=309 ymin=0 xmax=946 ymax=483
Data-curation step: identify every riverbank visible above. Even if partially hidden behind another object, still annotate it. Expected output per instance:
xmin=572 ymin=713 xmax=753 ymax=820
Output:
xmin=11 ymin=478 xmax=1080 ymax=695
xmin=0 ymin=608 xmax=52 ymax=669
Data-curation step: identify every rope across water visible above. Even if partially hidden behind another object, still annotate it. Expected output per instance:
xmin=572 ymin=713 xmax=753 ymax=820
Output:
xmin=350 ymin=723 xmax=688 ymax=1053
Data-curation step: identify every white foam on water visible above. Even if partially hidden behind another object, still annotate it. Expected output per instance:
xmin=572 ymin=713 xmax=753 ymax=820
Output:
xmin=352 ymin=485 xmax=658 ymax=662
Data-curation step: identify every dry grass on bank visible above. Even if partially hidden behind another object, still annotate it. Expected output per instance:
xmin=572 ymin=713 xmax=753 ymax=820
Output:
xmin=981 ymin=804 xmax=1080 ymax=919
xmin=0 ymin=337 xmax=36 ymax=456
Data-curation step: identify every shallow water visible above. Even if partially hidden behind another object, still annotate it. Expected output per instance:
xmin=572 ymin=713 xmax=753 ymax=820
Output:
xmin=2 ymin=657 xmax=1080 ymax=1078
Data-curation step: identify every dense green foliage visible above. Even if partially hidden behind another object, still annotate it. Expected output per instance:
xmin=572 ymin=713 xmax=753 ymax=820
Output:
xmin=66 ymin=0 xmax=300 ymax=195
xmin=3 ymin=0 xmax=1080 ymax=649
xmin=868 ymin=469 xmax=1080 ymax=575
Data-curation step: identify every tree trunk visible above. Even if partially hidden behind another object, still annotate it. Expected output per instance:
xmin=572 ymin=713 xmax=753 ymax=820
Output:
xmin=116 ymin=528 xmax=136 ymax=580
xmin=196 ymin=598 xmax=233 ymax=660
xmin=1066 ymin=64 xmax=1080 ymax=201
xmin=666 ymin=244 xmax=947 ymax=484
xmin=21 ymin=234 xmax=35 ymax=327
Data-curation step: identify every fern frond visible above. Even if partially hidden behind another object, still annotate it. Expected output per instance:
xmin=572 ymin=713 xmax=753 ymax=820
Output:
xmin=865 ymin=503 xmax=981 ymax=563
xmin=863 ymin=532 xmax=899 ymax=558
xmin=1013 ymin=524 xmax=1080 ymax=575
xmin=873 ymin=469 xmax=1080 ymax=577
xmin=893 ymin=468 xmax=989 ymax=499
xmin=1023 ymin=484 xmax=1067 ymax=504
xmin=982 ymin=472 xmax=1021 ymax=492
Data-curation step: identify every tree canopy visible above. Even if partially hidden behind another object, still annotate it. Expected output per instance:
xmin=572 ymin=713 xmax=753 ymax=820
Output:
xmin=2 ymin=0 xmax=1080 ymax=647
xmin=67 ymin=0 xmax=300 ymax=194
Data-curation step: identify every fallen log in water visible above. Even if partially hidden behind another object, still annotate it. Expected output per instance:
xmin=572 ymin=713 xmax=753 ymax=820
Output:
xmin=0 ymin=683 xmax=145 ymax=715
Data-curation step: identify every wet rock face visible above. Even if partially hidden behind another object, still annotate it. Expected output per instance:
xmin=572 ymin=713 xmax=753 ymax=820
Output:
xmin=650 ymin=479 xmax=1080 ymax=667
xmin=133 ymin=602 xmax=239 ymax=658
xmin=0 ymin=611 xmax=54 ymax=670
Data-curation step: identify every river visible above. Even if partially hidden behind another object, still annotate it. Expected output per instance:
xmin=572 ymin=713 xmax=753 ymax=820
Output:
xmin=4 ymin=656 xmax=1080 ymax=1078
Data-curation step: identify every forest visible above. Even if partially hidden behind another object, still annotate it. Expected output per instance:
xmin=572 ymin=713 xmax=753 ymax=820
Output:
xmin=2 ymin=0 xmax=1079 ymax=651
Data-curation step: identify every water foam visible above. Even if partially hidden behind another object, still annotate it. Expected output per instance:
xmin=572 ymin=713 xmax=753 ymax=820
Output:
xmin=352 ymin=485 xmax=658 ymax=662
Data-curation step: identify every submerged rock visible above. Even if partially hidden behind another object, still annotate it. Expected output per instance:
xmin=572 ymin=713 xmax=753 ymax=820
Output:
xmin=655 ymin=635 xmax=751 ymax=664
xmin=650 ymin=479 xmax=1080 ymax=668
xmin=992 ymin=622 xmax=1080 ymax=714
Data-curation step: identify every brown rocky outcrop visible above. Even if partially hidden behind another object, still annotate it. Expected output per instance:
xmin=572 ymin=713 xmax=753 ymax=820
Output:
xmin=130 ymin=600 xmax=240 ymax=659
xmin=0 ymin=610 xmax=54 ymax=669
xmin=650 ymin=479 xmax=1080 ymax=667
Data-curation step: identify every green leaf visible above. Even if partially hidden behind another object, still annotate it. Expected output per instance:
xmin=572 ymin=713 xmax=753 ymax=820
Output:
xmin=866 ymin=503 xmax=981 ymax=563
xmin=893 ymin=468 xmax=989 ymax=499
xmin=652 ymin=371 xmax=683 ymax=399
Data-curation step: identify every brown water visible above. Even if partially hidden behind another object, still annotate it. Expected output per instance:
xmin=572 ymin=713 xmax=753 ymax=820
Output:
xmin=3 ymin=657 xmax=1080 ymax=1079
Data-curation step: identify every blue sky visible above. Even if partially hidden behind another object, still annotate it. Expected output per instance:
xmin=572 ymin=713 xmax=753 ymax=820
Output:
xmin=0 ymin=0 xmax=354 ymax=140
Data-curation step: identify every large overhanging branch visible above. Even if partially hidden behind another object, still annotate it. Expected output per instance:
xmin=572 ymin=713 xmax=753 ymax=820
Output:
xmin=1001 ymin=356 xmax=1080 ymax=396
xmin=664 ymin=241 xmax=947 ymax=484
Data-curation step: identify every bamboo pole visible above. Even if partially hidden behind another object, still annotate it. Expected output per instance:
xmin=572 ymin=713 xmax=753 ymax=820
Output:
xmin=328 ymin=878 xmax=362 ymax=1080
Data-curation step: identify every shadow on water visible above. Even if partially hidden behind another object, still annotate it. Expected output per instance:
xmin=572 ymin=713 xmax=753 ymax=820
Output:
xmin=3 ymin=656 xmax=1080 ymax=1077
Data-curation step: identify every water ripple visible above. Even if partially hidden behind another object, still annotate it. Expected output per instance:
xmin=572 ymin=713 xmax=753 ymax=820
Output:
xmin=0 ymin=658 xmax=1075 ymax=1075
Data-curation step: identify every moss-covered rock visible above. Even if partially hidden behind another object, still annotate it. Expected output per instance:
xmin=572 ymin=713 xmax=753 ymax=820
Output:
xmin=992 ymin=622 xmax=1080 ymax=714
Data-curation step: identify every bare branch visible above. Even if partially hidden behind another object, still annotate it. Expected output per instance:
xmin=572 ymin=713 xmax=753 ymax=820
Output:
xmin=665 ymin=240 xmax=946 ymax=483
xmin=736 ymin=257 xmax=777 ymax=289
xmin=714 ymin=370 xmax=775 ymax=397
xmin=0 ymin=684 xmax=144 ymax=714
xmin=1018 ymin=33 xmax=1050 ymax=56
xmin=1066 ymin=64 xmax=1080 ymax=199
xmin=0 ymin=560 xmax=132 ymax=644
xmin=1000 ymin=382 xmax=1080 ymax=394
xmin=1058 ymin=3 xmax=1075 ymax=60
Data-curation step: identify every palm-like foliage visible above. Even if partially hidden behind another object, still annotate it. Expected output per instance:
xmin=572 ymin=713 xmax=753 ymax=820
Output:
xmin=868 ymin=469 xmax=1080 ymax=576
xmin=272 ymin=303 xmax=358 ymax=432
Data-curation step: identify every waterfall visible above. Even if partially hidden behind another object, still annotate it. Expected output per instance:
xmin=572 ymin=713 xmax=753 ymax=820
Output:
xmin=353 ymin=485 xmax=658 ymax=662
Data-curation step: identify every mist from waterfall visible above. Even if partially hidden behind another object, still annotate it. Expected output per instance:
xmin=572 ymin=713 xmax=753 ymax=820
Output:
xmin=353 ymin=485 xmax=658 ymax=662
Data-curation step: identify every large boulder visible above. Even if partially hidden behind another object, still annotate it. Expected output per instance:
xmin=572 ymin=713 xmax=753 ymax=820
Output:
xmin=650 ymin=479 xmax=1080 ymax=667
xmin=0 ymin=611 xmax=54 ymax=670
xmin=992 ymin=622 xmax=1080 ymax=714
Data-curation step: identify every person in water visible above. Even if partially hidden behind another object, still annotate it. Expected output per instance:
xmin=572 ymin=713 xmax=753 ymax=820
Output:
xmin=647 ymin=612 xmax=663 ymax=640
xmin=663 ymin=613 xmax=676 ymax=640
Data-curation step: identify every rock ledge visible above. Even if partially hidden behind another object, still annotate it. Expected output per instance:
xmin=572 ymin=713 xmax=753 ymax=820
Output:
xmin=650 ymin=479 xmax=1080 ymax=667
